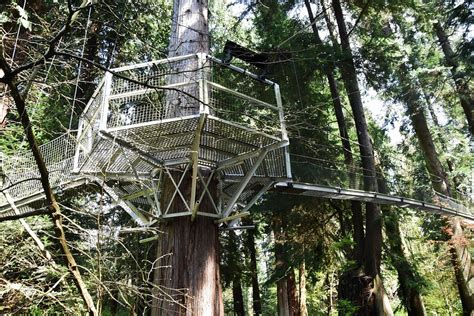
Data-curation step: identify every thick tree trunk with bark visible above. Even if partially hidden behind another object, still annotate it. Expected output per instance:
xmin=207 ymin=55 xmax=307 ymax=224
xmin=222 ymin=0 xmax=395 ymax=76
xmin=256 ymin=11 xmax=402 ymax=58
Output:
xmin=287 ymin=269 xmax=299 ymax=315
xmin=165 ymin=0 xmax=209 ymax=118
xmin=398 ymin=64 xmax=473 ymax=314
xmin=151 ymin=172 xmax=223 ymax=315
xmin=433 ymin=22 xmax=474 ymax=137
xmin=331 ymin=0 xmax=392 ymax=314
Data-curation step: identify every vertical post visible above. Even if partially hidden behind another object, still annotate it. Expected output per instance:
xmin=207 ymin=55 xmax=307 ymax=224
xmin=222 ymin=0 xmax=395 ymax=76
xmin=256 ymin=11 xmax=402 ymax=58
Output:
xmin=202 ymin=54 xmax=210 ymax=115
xmin=99 ymin=72 xmax=113 ymax=131
xmin=274 ymin=83 xmax=292 ymax=179
xmin=73 ymin=118 xmax=84 ymax=172
xmin=198 ymin=53 xmax=205 ymax=113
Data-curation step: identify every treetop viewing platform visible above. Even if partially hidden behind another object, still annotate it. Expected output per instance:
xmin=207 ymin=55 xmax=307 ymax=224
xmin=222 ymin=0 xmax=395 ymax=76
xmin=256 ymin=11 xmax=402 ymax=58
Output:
xmin=0 ymin=53 xmax=472 ymax=224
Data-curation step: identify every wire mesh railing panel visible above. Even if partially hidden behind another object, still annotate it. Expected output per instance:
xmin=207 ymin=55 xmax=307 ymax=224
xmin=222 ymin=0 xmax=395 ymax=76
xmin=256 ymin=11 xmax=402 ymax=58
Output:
xmin=207 ymin=85 xmax=281 ymax=137
xmin=107 ymin=55 xmax=202 ymax=127
xmin=107 ymin=90 xmax=166 ymax=128
xmin=204 ymin=118 xmax=278 ymax=149
xmin=290 ymin=156 xmax=473 ymax=215
xmin=81 ymin=82 xmax=105 ymax=130
xmin=262 ymin=148 xmax=287 ymax=178
xmin=209 ymin=60 xmax=276 ymax=106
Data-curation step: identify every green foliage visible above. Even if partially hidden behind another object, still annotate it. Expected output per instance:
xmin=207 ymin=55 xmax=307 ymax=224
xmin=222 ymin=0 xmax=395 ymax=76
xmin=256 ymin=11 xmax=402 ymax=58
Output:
xmin=0 ymin=0 xmax=471 ymax=314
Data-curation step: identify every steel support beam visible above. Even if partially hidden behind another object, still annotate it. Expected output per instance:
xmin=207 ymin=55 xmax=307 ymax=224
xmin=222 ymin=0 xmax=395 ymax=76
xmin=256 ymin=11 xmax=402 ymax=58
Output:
xmin=222 ymin=149 xmax=268 ymax=218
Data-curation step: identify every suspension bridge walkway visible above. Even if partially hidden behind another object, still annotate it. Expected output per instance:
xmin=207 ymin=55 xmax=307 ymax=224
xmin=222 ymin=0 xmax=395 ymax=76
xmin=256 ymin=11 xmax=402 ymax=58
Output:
xmin=0 ymin=54 xmax=472 ymax=225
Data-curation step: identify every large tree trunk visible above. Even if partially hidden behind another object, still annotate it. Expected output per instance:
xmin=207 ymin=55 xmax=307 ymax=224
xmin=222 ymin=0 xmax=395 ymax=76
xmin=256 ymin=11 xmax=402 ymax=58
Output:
xmin=277 ymin=277 xmax=290 ymax=316
xmin=398 ymin=64 xmax=473 ymax=314
xmin=164 ymin=0 xmax=209 ymax=118
xmin=287 ymin=269 xmax=299 ymax=315
xmin=433 ymin=22 xmax=474 ymax=137
xmin=151 ymin=0 xmax=223 ymax=313
xmin=276 ymin=272 xmax=299 ymax=316
xmin=151 ymin=172 xmax=223 ymax=315
xmin=331 ymin=0 xmax=392 ymax=314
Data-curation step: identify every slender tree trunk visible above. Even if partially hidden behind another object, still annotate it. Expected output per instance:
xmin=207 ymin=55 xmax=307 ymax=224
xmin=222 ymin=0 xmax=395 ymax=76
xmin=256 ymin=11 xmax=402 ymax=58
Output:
xmin=244 ymin=220 xmax=262 ymax=315
xmin=299 ymin=260 xmax=308 ymax=316
xmin=375 ymin=164 xmax=427 ymax=316
xmin=274 ymin=218 xmax=289 ymax=316
xmin=331 ymin=0 xmax=392 ymax=314
xmin=232 ymin=277 xmax=245 ymax=316
xmin=0 ymin=65 xmax=97 ymax=315
xmin=305 ymin=0 xmax=364 ymax=264
xmin=398 ymin=64 xmax=473 ymax=314
xmin=433 ymin=22 xmax=474 ymax=137
xmin=274 ymin=218 xmax=299 ymax=316
xmin=228 ymin=230 xmax=245 ymax=316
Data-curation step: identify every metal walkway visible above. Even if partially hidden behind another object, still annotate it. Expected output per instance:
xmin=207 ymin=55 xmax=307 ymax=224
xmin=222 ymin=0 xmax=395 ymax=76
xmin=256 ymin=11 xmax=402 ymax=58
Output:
xmin=0 ymin=53 xmax=472 ymax=224
xmin=273 ymin=182 xmax=474 ymax=221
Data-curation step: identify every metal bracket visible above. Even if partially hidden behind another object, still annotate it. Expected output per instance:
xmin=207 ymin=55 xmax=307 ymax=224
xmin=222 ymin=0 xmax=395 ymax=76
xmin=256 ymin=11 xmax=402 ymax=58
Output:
xmin=163 ymin=164 xmax=192 ymax=215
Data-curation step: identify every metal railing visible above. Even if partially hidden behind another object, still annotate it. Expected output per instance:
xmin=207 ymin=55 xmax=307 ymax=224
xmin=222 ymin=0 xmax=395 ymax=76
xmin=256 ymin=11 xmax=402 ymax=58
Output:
xmin=94 ymin=53 xmax=287 ymax=139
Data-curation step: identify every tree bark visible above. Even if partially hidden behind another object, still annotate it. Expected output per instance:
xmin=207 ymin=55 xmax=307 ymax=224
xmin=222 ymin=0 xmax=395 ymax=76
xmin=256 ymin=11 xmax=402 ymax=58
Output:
xmin=277 ymin=276 xmax=290 ymax=316
xmin=287 ymin=269 xmax=299 ymax=316
xmin=244 ymin=220 xmax=262 ymax=315
xmin=331 ymin=0 xmax=392 ymax=314
xmin=151 ymin=0 xmax=223 ymax=313
xmin=398 ymin=64 xmax=473 ymax=314
xmin=433 ymin=22 xmax=474 ymax=137
xmin=299 ymin=261 xmax=308 ymax=316
xmin=151 ymin=172 xmax=223 ymax=315
xmin=164 ymin=0 xmax=209 ymax=118
xmin=232 ymin=277 xmax=245 ymax=316
xmin=0 ymin=63 xmax=97 ymax=315
xmin=305 ymin=0 xmax=364 ymax=265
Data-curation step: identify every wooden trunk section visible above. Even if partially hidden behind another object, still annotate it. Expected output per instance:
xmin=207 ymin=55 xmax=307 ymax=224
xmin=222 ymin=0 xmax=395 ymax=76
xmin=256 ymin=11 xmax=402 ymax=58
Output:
xmin=151 ymin=170 xmax=223 ymax=315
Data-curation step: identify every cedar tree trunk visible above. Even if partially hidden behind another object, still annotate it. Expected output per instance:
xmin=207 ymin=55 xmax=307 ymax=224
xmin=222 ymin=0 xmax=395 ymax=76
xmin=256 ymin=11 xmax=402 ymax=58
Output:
xmin=433 ymin=22 xmax=474 ymax=137
xmin=151 ymin=0 xmax=223 ymax=313
xmin=398 ymin=64 xmax=473 ymax=314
